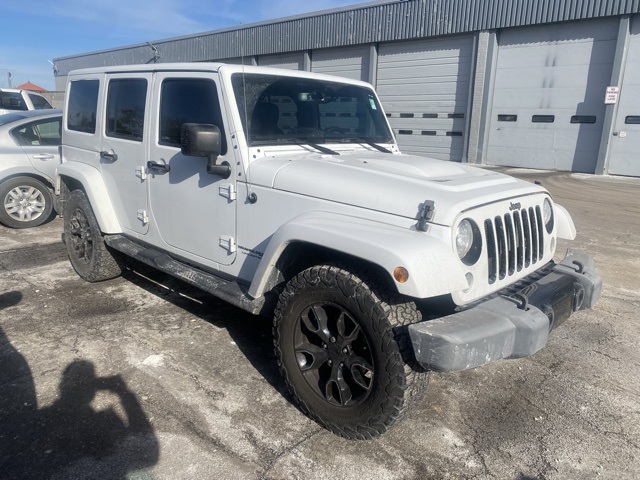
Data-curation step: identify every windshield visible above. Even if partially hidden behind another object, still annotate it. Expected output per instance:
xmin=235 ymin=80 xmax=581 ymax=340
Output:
xmin=231 ymin=73 xmax=393 ymax=147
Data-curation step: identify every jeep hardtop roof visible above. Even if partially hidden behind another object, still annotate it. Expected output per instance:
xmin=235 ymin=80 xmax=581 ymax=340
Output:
xmin=66 ymin=62 xmax=372 ymax=88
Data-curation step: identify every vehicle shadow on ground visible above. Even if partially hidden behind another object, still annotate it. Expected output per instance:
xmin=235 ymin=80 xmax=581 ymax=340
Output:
xmin=119 ymin=261 xmax=295 ymax=404
xmin=0 ymin=320 xmax=159 ymax=480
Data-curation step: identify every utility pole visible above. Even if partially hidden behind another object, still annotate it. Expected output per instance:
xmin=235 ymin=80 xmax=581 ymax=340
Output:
xmin=0 ymin=68 xmax=16 ymax=88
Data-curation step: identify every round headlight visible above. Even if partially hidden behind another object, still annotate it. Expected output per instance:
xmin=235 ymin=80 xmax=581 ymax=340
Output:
xmin=456 ymin=219 xmax=474 ymax=259
xmin=543 ymin=198 xmax=554 ymax=233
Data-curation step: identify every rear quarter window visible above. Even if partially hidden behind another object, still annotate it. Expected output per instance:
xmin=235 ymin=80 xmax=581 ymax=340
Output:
xmin=67 ymin=80 xmax=99 ymax=134
xmin=28 ymin=94 xmax=53 ymax=110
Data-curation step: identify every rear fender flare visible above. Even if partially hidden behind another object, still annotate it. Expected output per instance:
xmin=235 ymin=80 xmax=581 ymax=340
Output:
xmin=57 ymin=163 xmax=121 ymax=233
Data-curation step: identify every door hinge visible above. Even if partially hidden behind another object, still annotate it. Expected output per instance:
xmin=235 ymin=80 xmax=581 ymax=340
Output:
xmin=219 ymin=235 xmax=236 ymax=253
xmin=137 ymin=209 xmax=149 ymax=225
xmin=135 ymin=166 xmax=147 ymax=180
xmin=219 ymin=183 xmax=236 ymax=201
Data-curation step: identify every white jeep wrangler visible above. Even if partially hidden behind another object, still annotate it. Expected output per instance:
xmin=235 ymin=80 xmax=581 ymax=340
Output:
xmin=56 ymin=63 xmax=601 ymax=439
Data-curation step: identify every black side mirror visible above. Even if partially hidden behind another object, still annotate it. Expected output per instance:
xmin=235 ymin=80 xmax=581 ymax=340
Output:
xmin=180 ymin=123 xmax=231 ymax=178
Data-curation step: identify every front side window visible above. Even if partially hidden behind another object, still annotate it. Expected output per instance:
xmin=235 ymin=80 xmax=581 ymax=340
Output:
xmin=12 ymin=118 xmax=61 ymax=146
xmin=0 ymin=92 xmax=27 ymax=111
xmin=28 ymin=94 xmax=53 ymax=110
xmin=231 ymin=73 xmax=393 ymax=146
xmin=67 ymin=80 xmax=99 ymax=134
xmin=107 ymin=79 xmax=147 ymax=141
xmin=159 ymin=78 xmax=227 ymax=154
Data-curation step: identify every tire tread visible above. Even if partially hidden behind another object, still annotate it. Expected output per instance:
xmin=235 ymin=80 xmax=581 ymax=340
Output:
xmin=274 ymin=263 xmax=429 ymax=439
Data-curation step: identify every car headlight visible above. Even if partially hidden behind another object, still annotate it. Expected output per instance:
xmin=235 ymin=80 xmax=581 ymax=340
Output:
xmin=455 ymin=219 xmax=482 ymax=265
xmin=543 ymin=198 xmax=554 ymax=233
xmin=456 ymin=220 xmax=474 ymax=258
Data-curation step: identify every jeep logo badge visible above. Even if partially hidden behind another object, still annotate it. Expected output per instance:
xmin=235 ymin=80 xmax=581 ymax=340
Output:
xmin=509 ymin=202 xmax=522 ymax=211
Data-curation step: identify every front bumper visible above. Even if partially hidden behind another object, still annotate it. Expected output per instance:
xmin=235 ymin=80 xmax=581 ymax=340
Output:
xmin=408 ymin=250 xmax=602 ymax=372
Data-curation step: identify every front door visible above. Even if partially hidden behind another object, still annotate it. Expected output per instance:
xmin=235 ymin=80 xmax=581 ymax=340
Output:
xmin=100 ymin=73 xmax=152 ymax=235
xmin=147 ymin=72 xmax=236 ymax=266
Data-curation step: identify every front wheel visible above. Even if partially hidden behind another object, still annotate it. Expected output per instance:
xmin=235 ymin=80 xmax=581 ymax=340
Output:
xmin=274 ymin=264 xmax=428 ymax=439
xmin=63 ymin=190 xmax=122 ymax=282
xmin=0 ymin=176 xmax=53 ymax=229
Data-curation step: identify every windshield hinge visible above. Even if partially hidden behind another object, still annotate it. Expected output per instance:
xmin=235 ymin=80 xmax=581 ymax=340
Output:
xmin=416 ymin=200 xmax=435 ymax=232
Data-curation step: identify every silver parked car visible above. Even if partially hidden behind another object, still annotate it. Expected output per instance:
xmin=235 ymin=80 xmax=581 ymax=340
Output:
xmin=0 ymin=88 xmax=53 ymax=115
xmin=0 ymin=109 xmax=62 ymax=228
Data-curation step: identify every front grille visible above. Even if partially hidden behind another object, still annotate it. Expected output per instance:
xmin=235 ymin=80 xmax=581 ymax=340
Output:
xmin=484 ymin=206 xmax=545 ymax=284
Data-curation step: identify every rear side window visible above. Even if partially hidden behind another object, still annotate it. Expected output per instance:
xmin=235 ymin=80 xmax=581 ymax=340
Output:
xmin=67 ymin=80 xmax=99 ymax=134
xmin=12 ymin=118 xmax=62 ymax=146
xmin=106 ymin=79 xmax=147 ymax=141
xmin=159 ymin=78 xmax=227 ymax=154
xmin=28 ymin=94 xmax=53 ymax=110
xmin=0 ymin=92 xmax=27 ymax=111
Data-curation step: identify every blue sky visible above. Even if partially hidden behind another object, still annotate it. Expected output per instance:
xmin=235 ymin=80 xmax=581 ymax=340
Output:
xmin=0 ymin=0 xmax=367 ymax=91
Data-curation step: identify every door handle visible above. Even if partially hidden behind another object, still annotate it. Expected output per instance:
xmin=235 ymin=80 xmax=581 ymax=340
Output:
xmin=100 ymin=150 xmax=118 ymax=161
xmin=32 ymin=154 xmax=54 ymax=160
xmin=147 ymin=160 xmax=170 ymax=173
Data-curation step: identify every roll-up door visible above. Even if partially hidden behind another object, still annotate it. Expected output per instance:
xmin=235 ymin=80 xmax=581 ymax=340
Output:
xmin=311 ymin=46 xmax=370 ymax=82
xmin=377 ymin=36 xmax=474 ymax=160
xmin=258 ymin=52 xmax=305 ymax=70
xmin=607 ymin=17 xmax=640 ymax=177
xmin=487 ymin=19 xmax=617 ymax=172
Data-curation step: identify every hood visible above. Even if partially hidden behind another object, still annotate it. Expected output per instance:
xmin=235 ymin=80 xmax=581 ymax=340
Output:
xmin=248 ymin=150 xmax=546 ymax=226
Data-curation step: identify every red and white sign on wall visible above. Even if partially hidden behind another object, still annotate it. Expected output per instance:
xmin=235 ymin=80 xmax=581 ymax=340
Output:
xmin=605 ymin=86 xmax=620 ymax=104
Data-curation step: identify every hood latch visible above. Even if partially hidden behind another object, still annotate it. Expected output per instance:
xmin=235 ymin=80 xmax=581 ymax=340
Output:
xmin=416 ymin=200 xmax=435 ymax=232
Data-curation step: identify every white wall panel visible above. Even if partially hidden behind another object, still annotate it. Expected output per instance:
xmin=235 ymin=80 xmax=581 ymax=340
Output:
xmin=608 ymin=17 xmax=640 ymax=176
xmin=376 ymin=36 xmax=474 ymax=160
xmin=311 ymin=46 xmax=370 ymax=82
xmin=487 ymin=19 xmax=618 ymax=172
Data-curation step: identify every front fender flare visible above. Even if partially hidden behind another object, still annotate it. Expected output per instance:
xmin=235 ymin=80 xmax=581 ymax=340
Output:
xmin=248 ymin=211 xmax=467 ymax=300
xmin=555 ymin=204 xmax=576 ymax=240
xmin=57 ymin=163 xmax=121 ymax=233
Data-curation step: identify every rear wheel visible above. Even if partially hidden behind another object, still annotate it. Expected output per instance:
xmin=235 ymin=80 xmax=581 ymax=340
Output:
xmin=274 ymin=264 xmax=428 ymax=439
xmin=0 ymin=176 xmax=53 ymax=229
xmin=63 ymin=190 xmax=122 ymax=282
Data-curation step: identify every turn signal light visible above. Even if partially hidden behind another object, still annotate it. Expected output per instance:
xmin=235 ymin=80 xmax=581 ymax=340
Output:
xmin=393 ymin=267 xmax=409 ymax=283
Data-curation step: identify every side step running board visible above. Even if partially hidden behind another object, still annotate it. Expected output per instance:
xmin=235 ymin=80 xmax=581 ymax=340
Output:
xmin=104 ymin=235 xmax=265 ymax=315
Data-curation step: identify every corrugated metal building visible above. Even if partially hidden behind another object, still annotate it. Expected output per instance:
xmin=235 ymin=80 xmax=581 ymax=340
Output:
xmin=52 ymin=0 xmax=640 ymax=176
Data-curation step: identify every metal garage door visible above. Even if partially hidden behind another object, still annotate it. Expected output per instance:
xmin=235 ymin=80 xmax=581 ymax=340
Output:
xmin=258 ymin=52 xmax=305 ymax=70
xmin=608 ymin=18 xmax=640 ymax=177
xmin=376 ymin=36 xmax=474 ymax=160
xmin=487 ymin=19 xmax=617 ymax=172
xmin=311 ymin=46 xmax=370 ymax=82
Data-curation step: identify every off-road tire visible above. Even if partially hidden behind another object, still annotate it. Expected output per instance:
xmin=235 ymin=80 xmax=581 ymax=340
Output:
xmin=274 ymin=264 xmax=428 ymax=439
xmin=0 ymin=176 xmax=53 ymax=229
xmin=63 ymin=190 xmax=122 ymax=282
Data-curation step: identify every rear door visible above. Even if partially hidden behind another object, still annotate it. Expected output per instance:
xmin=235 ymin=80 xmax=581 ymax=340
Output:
xmin=99 ymin=73 xmax=152 ymax=235
xmin=14 ymin=116 xmax=62 ymax=181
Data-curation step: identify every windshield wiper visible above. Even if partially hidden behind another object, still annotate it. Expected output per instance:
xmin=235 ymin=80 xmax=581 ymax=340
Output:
xmin=329 ymin=137 xmax=393 ymax=154
xmin=291 ymin=139 xmax=339 ymax=156
xmin=353 ymin=138 xmax=393 ymax=154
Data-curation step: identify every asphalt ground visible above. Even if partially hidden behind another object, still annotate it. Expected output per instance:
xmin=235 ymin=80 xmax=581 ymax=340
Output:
xmin=0 ymin=168 xmax=638 ymax=479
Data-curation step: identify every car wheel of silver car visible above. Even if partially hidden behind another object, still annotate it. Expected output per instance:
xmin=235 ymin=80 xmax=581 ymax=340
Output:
xmin=274 ymin=263 xmax=428 ymax=439
xmin=64 ymin=190 xmax=123 ymax=282
xmin=0 ymin=176 xmax=54 ymax=229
